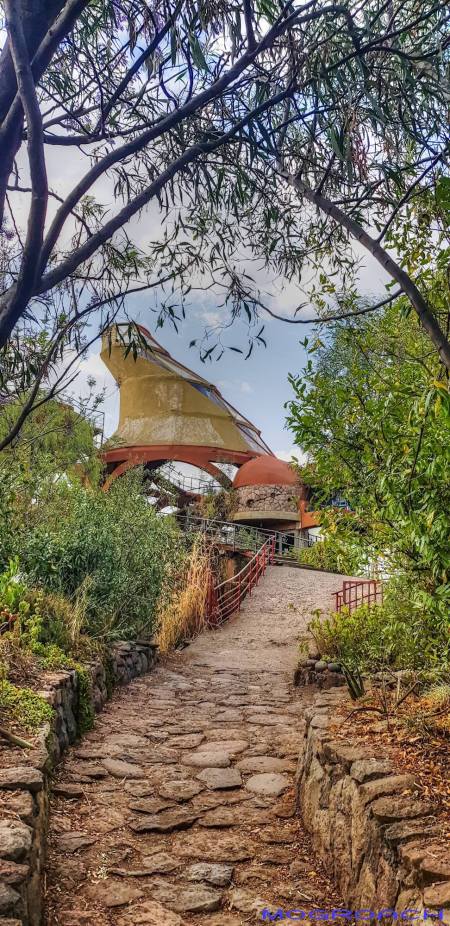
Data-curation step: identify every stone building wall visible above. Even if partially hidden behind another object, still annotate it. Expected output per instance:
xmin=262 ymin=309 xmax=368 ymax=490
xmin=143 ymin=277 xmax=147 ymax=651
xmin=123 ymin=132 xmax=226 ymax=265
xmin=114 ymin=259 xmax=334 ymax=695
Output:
xmin=235 ymin=483 xmax=301 ymax=514
xmin=0 ymin=641 xmax=157 ymax=926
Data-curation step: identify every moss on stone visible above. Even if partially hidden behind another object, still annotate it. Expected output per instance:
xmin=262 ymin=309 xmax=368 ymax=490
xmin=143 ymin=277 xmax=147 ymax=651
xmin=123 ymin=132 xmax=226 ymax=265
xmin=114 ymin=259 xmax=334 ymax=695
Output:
xmin=0 ymin=678 xmax=53 ymax=730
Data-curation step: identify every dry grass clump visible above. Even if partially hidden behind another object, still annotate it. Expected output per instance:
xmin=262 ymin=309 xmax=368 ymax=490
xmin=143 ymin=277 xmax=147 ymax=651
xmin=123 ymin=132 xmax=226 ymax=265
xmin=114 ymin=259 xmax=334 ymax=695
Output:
xmin=156 ymin=537 xmax=215 ymax=653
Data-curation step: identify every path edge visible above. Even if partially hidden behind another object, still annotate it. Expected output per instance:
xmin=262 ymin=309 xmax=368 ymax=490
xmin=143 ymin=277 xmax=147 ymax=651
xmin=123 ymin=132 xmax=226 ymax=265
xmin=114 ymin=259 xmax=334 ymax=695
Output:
xmin=0 ymin=640 xmax=158 ymax=926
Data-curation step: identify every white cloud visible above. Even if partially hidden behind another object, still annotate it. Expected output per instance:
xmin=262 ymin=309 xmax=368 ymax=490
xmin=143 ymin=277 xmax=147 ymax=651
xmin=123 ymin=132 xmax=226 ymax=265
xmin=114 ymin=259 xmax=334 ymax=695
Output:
xmin=240 ymin=381 xmax=253 ymax=394
xmin=275 ymin=447 xmax=308 ymax=466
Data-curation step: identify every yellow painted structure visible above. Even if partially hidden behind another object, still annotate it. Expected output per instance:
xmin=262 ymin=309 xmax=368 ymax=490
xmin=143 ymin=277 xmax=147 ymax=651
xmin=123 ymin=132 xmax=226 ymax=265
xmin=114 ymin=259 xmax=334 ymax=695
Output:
xmin=100 ymin=325 xmax=270 ymax=482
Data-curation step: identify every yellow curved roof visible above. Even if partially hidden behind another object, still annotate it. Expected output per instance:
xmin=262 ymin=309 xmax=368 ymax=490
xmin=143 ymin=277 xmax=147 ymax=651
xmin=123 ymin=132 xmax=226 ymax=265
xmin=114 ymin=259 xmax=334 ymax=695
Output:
xmin=100 ymin=324 xmax=271 ymax=455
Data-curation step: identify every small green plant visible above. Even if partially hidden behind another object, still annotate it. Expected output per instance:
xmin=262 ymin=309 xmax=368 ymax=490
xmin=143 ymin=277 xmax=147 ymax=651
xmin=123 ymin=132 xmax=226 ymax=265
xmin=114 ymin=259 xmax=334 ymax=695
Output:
xmin=0 ymin=677 xmax=53 ymax=731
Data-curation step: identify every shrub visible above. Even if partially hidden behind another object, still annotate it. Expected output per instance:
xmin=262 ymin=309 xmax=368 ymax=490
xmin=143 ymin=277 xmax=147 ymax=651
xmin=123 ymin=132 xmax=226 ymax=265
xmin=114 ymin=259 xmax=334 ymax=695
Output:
xmin=310 ymin=577 xmax=450 ymax=674
xmin=13 ymin=470 xmax=187 ymax=641
xmin=295 ymin=535 xmax=364 ymax=576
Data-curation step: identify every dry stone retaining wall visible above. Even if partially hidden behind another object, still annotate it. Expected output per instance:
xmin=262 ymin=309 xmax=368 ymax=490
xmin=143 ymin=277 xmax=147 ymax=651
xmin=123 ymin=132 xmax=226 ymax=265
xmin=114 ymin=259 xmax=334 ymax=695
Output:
xmin=0 ymin=641 xmax=157 ymax=926
xmin=296 ymin=687 xmax=450 ymax=924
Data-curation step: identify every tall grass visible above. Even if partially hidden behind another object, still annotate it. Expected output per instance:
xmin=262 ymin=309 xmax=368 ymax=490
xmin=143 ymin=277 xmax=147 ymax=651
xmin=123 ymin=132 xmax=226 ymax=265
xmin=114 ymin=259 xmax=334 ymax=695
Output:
xmin=156 ymin=536 xmax=214 ymax=653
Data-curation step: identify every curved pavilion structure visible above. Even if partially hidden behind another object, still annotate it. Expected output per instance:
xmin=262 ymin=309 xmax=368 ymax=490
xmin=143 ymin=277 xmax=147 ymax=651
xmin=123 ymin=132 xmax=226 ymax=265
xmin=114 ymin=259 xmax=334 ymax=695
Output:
xmin=100 ymin=324 xmax=272 ymax=489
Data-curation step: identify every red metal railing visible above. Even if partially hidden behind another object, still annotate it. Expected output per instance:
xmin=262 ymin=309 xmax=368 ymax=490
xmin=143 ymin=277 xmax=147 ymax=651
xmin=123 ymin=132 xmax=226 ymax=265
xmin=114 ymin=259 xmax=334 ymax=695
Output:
xmin=206 ymin=536 xmax=275 ymax=625
xmin=333 ymin=579 xmax=383 ymax=613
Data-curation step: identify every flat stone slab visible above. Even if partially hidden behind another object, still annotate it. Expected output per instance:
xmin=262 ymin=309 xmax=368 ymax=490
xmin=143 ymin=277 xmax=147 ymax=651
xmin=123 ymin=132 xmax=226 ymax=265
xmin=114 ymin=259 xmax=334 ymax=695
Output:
xmin=141 ymin=853 xmax=181 ymax=874
xmin=116 ymin=900 xmax=184 ymax=926
xmin=184 ymin=862 xmax=234 ymax=886
xmin=371 ymin=797 xmax=434 ymax=823
xmin=196 ymin=768 xmax=242 ymax=790
xmin=167 ymin=733 xmax=205 ymax=749
xmin=182 ymin=751 xmax=231 ymax=768
xmin=56 ymin=832 xmax=96 ymax=854
xmin=52 ymin=783 xmax=84 ymax=799
xmin=237 ymin=756 xmax=292 ymax=774
xmin=102 ymin=759 xmax=145 ymax=779
xmin=173 ymin=833 xmax=255 ymax=862
xmin=158 ymin=780 xmax=204 ymax=802
xmin=244 ymin=773 xmax=289 ymax=797
xmin=0 ymin=767 xmax=43 ymax=793
xmin=130 ymin=809 xmax=198 ymax=833
xmin=128 ymin=798 xmax=174 ymax=814
xmin=85 ymin=880 xmax=143 ymax=907
xmin=151 ymin=883 xmax=222 ymax=913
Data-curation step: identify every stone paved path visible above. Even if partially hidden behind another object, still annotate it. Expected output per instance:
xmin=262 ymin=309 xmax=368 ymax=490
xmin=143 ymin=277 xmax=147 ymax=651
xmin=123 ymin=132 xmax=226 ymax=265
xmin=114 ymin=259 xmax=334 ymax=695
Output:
xmin=45 ymin=567 xmax=346 ymax=925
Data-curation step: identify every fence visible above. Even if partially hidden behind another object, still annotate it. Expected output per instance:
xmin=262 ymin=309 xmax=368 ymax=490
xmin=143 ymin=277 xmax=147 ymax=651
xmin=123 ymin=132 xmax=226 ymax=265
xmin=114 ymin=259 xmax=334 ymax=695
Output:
xmin=333 ymin=579 xmax=383 ymax=613
xmin=206 ymin=536 xmax=276 ymax=625
xmin=179 ymin=513 xmax=317 ymax=557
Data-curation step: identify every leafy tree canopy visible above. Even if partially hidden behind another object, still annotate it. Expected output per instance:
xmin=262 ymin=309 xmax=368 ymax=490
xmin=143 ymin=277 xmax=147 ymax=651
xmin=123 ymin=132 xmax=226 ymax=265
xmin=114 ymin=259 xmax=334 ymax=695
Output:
xmin=286 ymin=278 xmax=450 ymax=623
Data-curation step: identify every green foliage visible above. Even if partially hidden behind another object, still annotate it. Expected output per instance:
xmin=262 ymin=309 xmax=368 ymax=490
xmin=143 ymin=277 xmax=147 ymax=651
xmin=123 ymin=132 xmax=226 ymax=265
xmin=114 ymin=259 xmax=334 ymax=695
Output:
xmin=295 ymin=532 xmax=364 ymax=576
xmin=309 ymin=579 xmax=449 ymax=676
xmin=0 ymin=677 xmax=53 ymax=730
xmin=1 ymin=469 xmax=186 ymax=641
xmin=286 ymin=294 xmax=450 ymax=632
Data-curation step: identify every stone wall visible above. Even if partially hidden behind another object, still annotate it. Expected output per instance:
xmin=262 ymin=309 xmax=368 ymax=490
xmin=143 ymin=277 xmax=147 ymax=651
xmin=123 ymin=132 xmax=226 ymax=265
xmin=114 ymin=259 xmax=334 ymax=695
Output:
xmin=296 ymin=688 xmax=450 ymax=923
xmin=235 ymin=483 xmax=301 ymax=514
xmin=0 ymin=641 xmax=157 ymax=926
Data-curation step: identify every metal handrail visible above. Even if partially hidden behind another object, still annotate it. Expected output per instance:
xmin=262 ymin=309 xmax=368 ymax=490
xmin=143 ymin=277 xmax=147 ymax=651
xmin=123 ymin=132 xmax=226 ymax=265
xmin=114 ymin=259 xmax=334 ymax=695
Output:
xmin=206 ymin=536 xmax=276 ymax=625
xmin=179 ymin=513 xmax=318 ymax=555
xmin=333 ymin=579 xmax=383 ymax=613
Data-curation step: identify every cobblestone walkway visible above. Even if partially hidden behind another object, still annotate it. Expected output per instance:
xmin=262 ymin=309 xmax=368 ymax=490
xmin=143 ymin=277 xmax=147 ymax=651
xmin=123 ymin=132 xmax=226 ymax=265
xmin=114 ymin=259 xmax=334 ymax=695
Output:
xmin=45 ymin=567 xmax=345 ymax=925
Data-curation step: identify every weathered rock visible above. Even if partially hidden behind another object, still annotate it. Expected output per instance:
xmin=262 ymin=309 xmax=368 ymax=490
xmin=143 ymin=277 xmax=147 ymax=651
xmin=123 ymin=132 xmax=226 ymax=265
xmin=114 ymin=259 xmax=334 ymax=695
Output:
xmin=228 ymin=887 xmax=270 ymax=915
xmin=359 ymin=774 xmax=417 ymax=805
xmin=0 ymin=821 xmax=32 ymax=861
xmin=158 ymin=780 xmax=204 ymax=802
xmin=423 ymin=881 xmax=450 ymax=909
xmin=258 ymin=846 xmax=291 ymax=864
xmin=130 ymin=809 xmax=198 ymax=833
xmin=151 ymin=882 xmax=222 ymax=913
xmin=237 ymin=756 xmax=293 ymax=774
xmin=244 ymin=773 xmax=289 ymax=797
xmin=384 ymin=819 xmax=440 ymax=844
xmin=173 ymin=833 xmax=254 ymax=862
xmin=182 ymin=751 xmax=231 ymax=768
xmin=196 ymin=768 xmax=242 ymax=790
xmin=370 ymin=797 xmax=434 ymax=823
xmin=0 ymin=860 xmax=29 ymax=885
xmin=167 ymin=733 xmax=205 ymax=749
xmin=419 ymin=853 xmax=450 ymax=883
xmin=85 ymin=880 xmax=143 ymax=907
xmin=102 ymin=758 xmax=145 ymax=778
xmin=75 ymin=763 xmax=107 ymax=779
xmin=116 ymin=900 xmax=184 ymax=925
xmin=350 ymin=759 xmax=394 ymax=783
xmin=0 ymin=883 xmax=21 ymax=916
xmin=184 ymin=862 xmax=234 ymax=886
xmin=0 ymin=790 xmax=34 ymax=825
xmin=52 ymin=782 xmax=85 ymax=799
xmin=56 ymin=832 xmax=96 ymax=853
xmin=198 ymin=807 xmax=240 ymax=828
xmin=141 ymin=852 xmax=181 ymax=874
xmin=128 ymin=798 xmax=174 ymax=814
xmin=0 ymin=767 xmax=43 ymax=793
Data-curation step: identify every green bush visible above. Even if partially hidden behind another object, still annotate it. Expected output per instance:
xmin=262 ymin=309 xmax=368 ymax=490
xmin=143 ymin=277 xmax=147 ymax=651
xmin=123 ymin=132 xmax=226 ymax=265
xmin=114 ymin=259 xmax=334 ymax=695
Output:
xmin=14 ymin=470 xmax=187 ymax=641
xmin=310 ymin=576 xmax=450 ymax=674
xmin=295 ymin=534 xmax=364 ymax=576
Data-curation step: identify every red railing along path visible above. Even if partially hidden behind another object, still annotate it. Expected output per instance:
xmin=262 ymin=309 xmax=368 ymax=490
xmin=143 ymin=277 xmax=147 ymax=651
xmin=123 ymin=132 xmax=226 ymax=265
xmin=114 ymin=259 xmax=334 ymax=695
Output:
xmin=333 ymin=579 xmax=383 ymax=613
xmin=207 ymin=536 xmax=275 ymax=625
